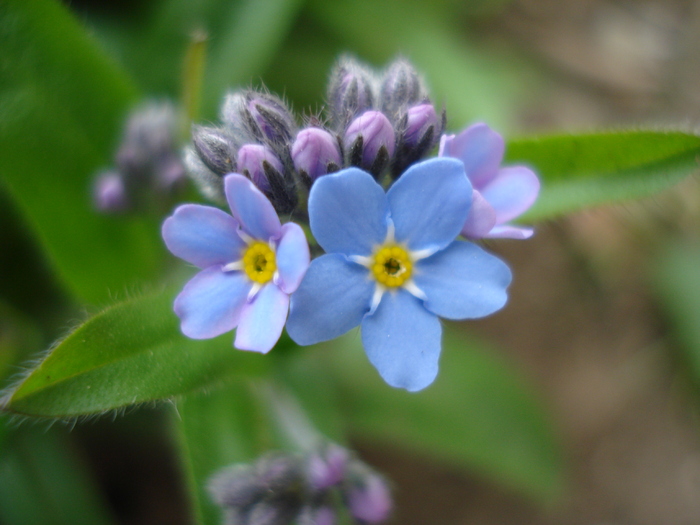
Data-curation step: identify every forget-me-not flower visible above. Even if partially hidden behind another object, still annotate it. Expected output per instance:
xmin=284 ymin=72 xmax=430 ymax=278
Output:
xmin=440 ymin=123 xmax=540 ymax=239
xmin=162 ymin=173 xmax=309 ymax=353
xmin=285 ymin=158 xmax=512 ymax=391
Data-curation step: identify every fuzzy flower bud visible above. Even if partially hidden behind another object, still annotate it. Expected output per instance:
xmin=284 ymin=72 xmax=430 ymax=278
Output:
xmin=208 ymin=454 xmax=305 ymax=525
xmin=192 ymin=125 xmax=238 ymax=176
xmin=380 ymin=58 xmax=427 ymax=121
xmin=221 ymin=90 xmax=296 ymax=147
xmin=116 ymin=102 xmax=183 ymax=181
xmin=404 ymin=103 xmax=438 ymax=147
xmin=306 ymin=444 xmax=348 ymax=491
xmin=344 ymin=110 xmax=395 ymax=173
xmin=346 ymin=467 xmax=392 ymax=524
xmin=326 ymin=56 xmax=377 ymax=130
xmin=93 ymin=171 xmax=128 ymax=212
xmin=237 ymin=144 xmax=284 ymax=193
xmin=291 ymin=127 xmax=342 ymax=181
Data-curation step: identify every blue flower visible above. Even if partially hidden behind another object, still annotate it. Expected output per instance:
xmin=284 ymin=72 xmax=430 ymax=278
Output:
xmin=285 ymin=158 xmax=512 ymax=391
xmin=162 ymin=173 xmax=310 ymax=353
xmin=440 ymin=123 xmax=540 ymax=239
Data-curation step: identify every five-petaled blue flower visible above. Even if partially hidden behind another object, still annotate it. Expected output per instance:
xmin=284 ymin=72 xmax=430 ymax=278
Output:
xmin=440 ymin=123 xmax=540 ymax=239
xmin=162 ymin=173 xmax=310 ymax=353
xmin=285 ymin=158 xmax=512 ymax=391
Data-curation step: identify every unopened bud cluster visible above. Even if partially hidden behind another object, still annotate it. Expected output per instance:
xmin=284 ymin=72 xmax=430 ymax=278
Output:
xmin=93 ymin=102 xmax=185 ymax=212
xmin=186 ymin=56 xmax=444 ymax=217
xmin=208 ymin=444 xmax=392 ymax=525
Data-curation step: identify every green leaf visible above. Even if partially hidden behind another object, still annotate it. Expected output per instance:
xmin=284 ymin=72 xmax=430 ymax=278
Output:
xmin=0 ymin=0 xmax=164 ymax=304
xmin=2 ymin=290 xmax=268 ymax=417
xmin=0 ymin=424 xmax=116 ymax=525
xmin=506 ymin=130 xmax=700 ymax=221
xmin=327 ymin=327 xmax=563 ymax=504
xmin=654 ymin=242 xmax=700 ymax=387
xmin=173 ymin=384 xmax=264 ymax=525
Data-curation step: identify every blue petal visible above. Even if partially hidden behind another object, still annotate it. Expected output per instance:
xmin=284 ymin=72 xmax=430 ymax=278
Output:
xmin=174 ymin=266 xmax=251 ymax=339
xmin=275 ymin=223 xmax=310 ymax=294
xmin=234 ymin=284 xmax=289 ymax=353
xmin=162 ymin=204 xmax=245 ymax=268
xmin=309 ymin=168 xmax=388 ymax=256
xmin=387 ymin=158 xmax=471 ymax=253
xmin=439 ymin=123 xmax=504 ymax=189
xmin=361 ymin=290 xmax=441 ymax=392
xmin=414 ymin=241 xmax=512 ymax=320
xmin=286 ymin=254 xmax=374 ymax=345
xmin=225 ymin=173 xmax=281 ymax=241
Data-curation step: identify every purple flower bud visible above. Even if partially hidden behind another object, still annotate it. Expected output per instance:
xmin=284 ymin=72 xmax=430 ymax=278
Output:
xmin=404 ymin=103 xmax=438 ymax=146
xmin=117 ymin=102 xmax=180 ymax=178
xmin=292 ymin=128 xmax=342 ymax=180
xmin=306 ymin=444 xmax=348 ymax=490
xmin=93 ymin=171 xmax=128 ymax=212
xmin=327 ymin=56 xmax=377 ymax=130
xmin=237 ymin=144 xmax=284 ymax=193
xmin=221 ymin=91 xmax=296 ymax=146
xmin=156 ymin=155 xmax=187 ymax=191
xmin=380 ymin=58 xmax=427 ymax=120
xmin=346 ymin=469 xmax=392 ymax=524
xmin=192 ymin=125 xmax=238 ymax=175
xmin=344 ymin=111 xmax=395 ymax=168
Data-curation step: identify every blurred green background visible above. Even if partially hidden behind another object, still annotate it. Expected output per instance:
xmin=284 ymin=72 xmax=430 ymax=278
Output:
xmin=2 ymin=0 xmax=700 ymax=524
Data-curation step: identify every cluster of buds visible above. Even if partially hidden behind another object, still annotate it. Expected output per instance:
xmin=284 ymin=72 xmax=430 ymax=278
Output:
xmin=186 ymin=56 xmax=443 ymax=218
xmin=188 ymin=90 xmax=303 ymax=215
xmin=93 ymin=102 xmax=186 ymax=212
xmin=208 ymin=444 xmax=392 ymax=525
xmin=329 ymin=56 xmax=444 ymax=179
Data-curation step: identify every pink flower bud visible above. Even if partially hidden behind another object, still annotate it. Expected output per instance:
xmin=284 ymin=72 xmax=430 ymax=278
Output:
xmin=344 ymin=111 xmax=395 ymax=167
xmin=236 ymin=144 xmax=284 ymax=193
xmin=93 ymin=171 xmax=128 ymax=212
xmin=292 ymin=128 xmax=342 ymax=180
xmin=404 ymin=103 xmax=438 ymax=146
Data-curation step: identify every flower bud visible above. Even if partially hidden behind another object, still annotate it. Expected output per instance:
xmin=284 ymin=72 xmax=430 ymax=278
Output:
xmin=237 ymin=144 xmax=284 ymax=193
xmin=344 ymin=111 xmax=395 ymax=169
xmin=192 ymin=125 xmax=238 ymax=176
xmin=209 ymin=455 xmax=305 ymax=525
xmin=346 ymin=468 xmax=392 ymax=524
xmin=93 ymin=171 xmax=128 ymax=212
xmin=403 ymin=103 xmax=438 ymax=147
xmin=116 ymin=102 xmax=180 ymax=179
xmin=306 ymin=444 xmax=348 ymax=491
xmin=156 ymin=155 xmax=187 ymax=191
xmin=185 ymin=147 xmax=226 ymax=203
xmin=380 ymin=58 xmax=427 ymax=121
xmin=327 ymin=56 xmax=377 ymax=130
xmin=291 ymin=128 xmax=342 ymax=181
xmin=221 ymin=90 xmax=296 ymax=147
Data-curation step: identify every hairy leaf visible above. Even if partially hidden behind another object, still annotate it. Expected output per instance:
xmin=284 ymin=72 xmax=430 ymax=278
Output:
xmin=3 ymin=290 xmax=267 ymax=417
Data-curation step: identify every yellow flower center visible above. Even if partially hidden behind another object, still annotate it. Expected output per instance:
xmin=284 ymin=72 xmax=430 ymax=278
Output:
xmin=243 ymin=242 xmax=277 ymax=283
xmin=371 ymin=244 xmax=412 ymax=288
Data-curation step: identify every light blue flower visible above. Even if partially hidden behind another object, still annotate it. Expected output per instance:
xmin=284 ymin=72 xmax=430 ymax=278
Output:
xmin=286 ymin=158 xmax=512 ymax=391
xmin=440 ymin=123 xmax=540 ymax=239
xmin=162 ymin=173 xmax=310 ymax=353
